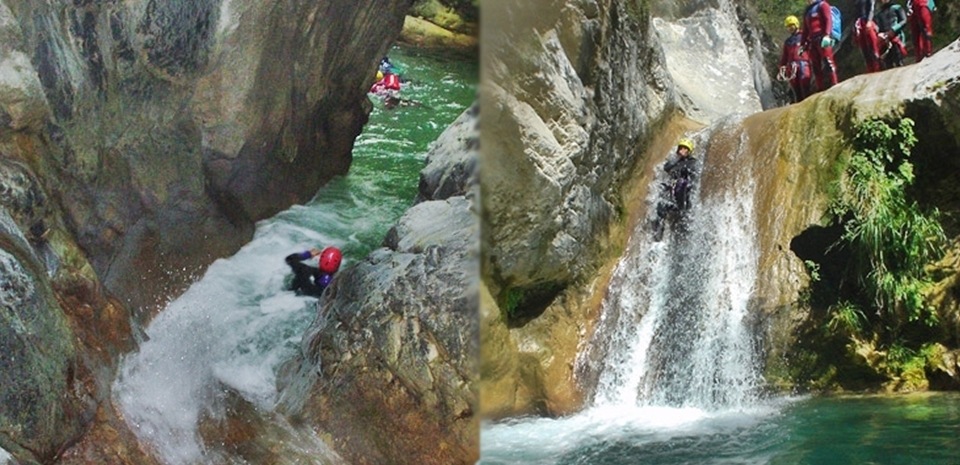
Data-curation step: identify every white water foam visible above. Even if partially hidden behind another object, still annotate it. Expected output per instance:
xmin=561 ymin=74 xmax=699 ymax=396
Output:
xmin=482 ymin=130 xmax=768 ymax=463
xmin=113 ymin=226 xmax=340 ymax=464
xmin=590 ymin=129 xmax=761 ymax=410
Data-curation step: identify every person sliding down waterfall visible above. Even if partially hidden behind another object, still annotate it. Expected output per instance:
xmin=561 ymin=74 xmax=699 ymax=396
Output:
xmin=652 ymin=138 xmax=700 ymax=241
xmin=285 ymin=246 xmax=342 ymax=297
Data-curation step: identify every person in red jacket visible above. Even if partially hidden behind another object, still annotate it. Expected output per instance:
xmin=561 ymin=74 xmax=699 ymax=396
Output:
xmin=907 ymin=0 xmax=934 ymax=62
xmin=370 ymin=72 xmax=401 ymax=95
xmin=801 ymin=0 xmax=839 ymax=92
xmin=854 ymin=0 xmax=882 ymax=73
xmin=779 ymin=15 xmax=812 ymax=103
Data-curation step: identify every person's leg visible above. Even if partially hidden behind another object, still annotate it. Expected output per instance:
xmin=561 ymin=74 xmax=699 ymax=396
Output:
xmin=893 ymin=37 xmax=907 ymax=67
xmin=866 ymin=23 xmax=882 ymax=72
xmin=820 ymin=45 xmax=838 ymax=87
xmin=809 ymin=45 xmax=825 ymax=92
xmin=857 ymin=19 xmax=881 ymax=73
xmin=917 ymin=6 xmax=934 ymax=60
xmin=798 ymin=75 xmax=811 ymax=101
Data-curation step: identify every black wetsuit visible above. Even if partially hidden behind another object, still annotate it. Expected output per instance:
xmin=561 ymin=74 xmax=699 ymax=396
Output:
xmin=653 ymin=154 xmax=699 ymax=240
xmin=663 ymin=155 xmax=699 ymax=211
xmin=285 ymin=251 xmax=326 ymax=297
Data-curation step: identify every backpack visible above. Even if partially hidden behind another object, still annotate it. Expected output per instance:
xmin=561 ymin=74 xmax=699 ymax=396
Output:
xmin=829 ymin=5 xmax=842 ymax=41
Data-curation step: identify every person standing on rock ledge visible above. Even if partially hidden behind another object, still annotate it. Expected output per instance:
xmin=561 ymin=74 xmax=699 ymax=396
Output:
xmin=285 ymin=246 xmax=342 ymax=297
xmin=907 ymin=0 xmax=935 ymax=62
xmin=854 ymin=0 xmax=883 ymax=73
xmin=779 ymin=15 xmax=812 ymax=103
xmin=876 ymin=0 xmax=908 ymax=69
xmin=801 ymin=0 xmax=839 ymax=92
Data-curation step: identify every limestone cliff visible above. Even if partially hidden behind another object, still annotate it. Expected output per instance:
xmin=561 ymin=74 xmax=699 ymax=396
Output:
xmin=0 ymin=0 xmax=411 ymax=462
xmin=751 ymin=43 xmax=960 ymax=390
xmin=479 ymin=0 xmax=771 ymax=419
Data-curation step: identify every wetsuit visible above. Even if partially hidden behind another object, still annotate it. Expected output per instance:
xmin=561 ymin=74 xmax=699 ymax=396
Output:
xmin=907 ymin=0 xmax=934 ymax=62
xmin=663 ymin=155 xmax=699 ymax=211
xmin=370 ymin=73 xmax=401 ymax=95
xmin=854 ymin=0 xmax=882 ymax=73
xmin=802 ymin=0 xmax=839 ymax=92
xmin=652 ymin=154 xmax=699 ymax=240
xmin=779 ymin=30 xmax=812 ymax=102
xmin=876 ymin=1 xmax=908 ymax=69
xmin=285 ymin=251 xmax=326 ymax=297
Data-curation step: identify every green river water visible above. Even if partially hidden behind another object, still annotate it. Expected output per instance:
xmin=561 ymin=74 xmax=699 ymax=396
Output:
xmin=114 ymin=46 xmax=476 ymax=465
xmin=481 ymin=393 xmax=960 ymax=464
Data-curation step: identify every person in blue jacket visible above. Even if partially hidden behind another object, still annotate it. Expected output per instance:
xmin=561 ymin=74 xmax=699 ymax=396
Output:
xmin=285 ymin=246 xmax=342 ymax=297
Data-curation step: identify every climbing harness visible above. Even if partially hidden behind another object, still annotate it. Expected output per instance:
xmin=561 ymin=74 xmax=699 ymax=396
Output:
xmin=777 ymin=62 xmax=800 ymax=82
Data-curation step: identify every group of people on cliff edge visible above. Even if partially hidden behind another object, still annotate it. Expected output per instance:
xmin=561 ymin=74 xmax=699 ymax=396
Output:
xmin=778 ymin=0 xmax=936 ymax=104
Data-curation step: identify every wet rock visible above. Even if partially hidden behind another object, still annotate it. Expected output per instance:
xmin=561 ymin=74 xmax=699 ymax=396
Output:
xmin=279 ymin=107 xmax=479 ymax=464
xmin=0 ymin=0 xmax=415 ymax=461
xmin=0 ymin=211 xmax=85 ymax=462
xmin=480 ymin=0 xmax=770 ymax=417
xmin=416 ymin=103 xmax=478 ymax=203
xmin=196 ymin=386 xmax=346 ymax=465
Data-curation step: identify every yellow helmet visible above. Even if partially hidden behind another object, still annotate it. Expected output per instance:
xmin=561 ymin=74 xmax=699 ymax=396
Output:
xmin=784 ymin=15 xmax=800 ymax=29
xmin=677 ymin=138 xmax=694 ymax=152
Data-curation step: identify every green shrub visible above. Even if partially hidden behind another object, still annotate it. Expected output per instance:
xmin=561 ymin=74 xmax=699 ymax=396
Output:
xmin=828 ymin=117 xmax=945 ymax=328
xmin=825 ymin=301 xmax=866 ymax=337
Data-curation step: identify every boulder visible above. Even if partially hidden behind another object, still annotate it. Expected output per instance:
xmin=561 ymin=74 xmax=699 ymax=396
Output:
xmin=278 ymin=107 xmax=479 ymax=464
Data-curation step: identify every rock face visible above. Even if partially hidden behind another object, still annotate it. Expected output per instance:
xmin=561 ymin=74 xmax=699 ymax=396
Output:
xmin=0 ymin=209 xmax=84 ymax=462
xmin=0 ymin=0 xmax=412 ymax=462
xmin=748 ymin=42 xmax=960 ymax=388
xmin=1 ymin=0 xmax=411 ymax=316
xmin=479 ymin=0 xmax=771 ymax=418
xmin=481 ymin=0 xmax=960 ymax=417
xmin=277 ymin=106 xmax=479 ymax=464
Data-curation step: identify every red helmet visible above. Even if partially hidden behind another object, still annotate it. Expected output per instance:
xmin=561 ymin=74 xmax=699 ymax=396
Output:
xmin=318 ymin=247 xmax=342 ymax=274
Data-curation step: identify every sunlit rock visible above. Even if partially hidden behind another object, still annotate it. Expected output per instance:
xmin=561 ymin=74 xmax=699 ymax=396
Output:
xmin=481 ymin=0 xmax=769 ymax=418
xmin=278 ymin=107 xmax=479 ymax=464
xmin=0 ymin=0 xmax=411 ymax=461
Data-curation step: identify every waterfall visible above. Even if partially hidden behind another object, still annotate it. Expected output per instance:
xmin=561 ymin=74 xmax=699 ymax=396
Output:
xmin=111 ymin=48 xmax=476 ymax=464
xmin=587 ymin=129 xmax=762 ymax=410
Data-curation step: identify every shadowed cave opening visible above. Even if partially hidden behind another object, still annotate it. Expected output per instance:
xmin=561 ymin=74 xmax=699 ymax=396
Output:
xmin=502 ymin=281 xmax=566 ymax=329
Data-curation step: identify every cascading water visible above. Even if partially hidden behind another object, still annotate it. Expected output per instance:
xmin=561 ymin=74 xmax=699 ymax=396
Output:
xmin=591 ymin=131 xmax=762 ymax=409
xmin=480 ymin=127 xmax=960 ymax=465
xmin=113 ymin=47 xmax=476 ymax=465
xmin=480 ymin=127 xmax=777 ymax=464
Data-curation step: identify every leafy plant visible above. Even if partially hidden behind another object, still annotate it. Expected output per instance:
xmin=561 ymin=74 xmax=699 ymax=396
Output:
xmin=501 ymin=287 xmax=524 ymax=321
xmin=828 ymin=117 xmax=945 ymax=328
xmin=825 ymin=301 xmax=866 ymax=336
xmin=804 ymin=260 xmax=821 ymax=282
